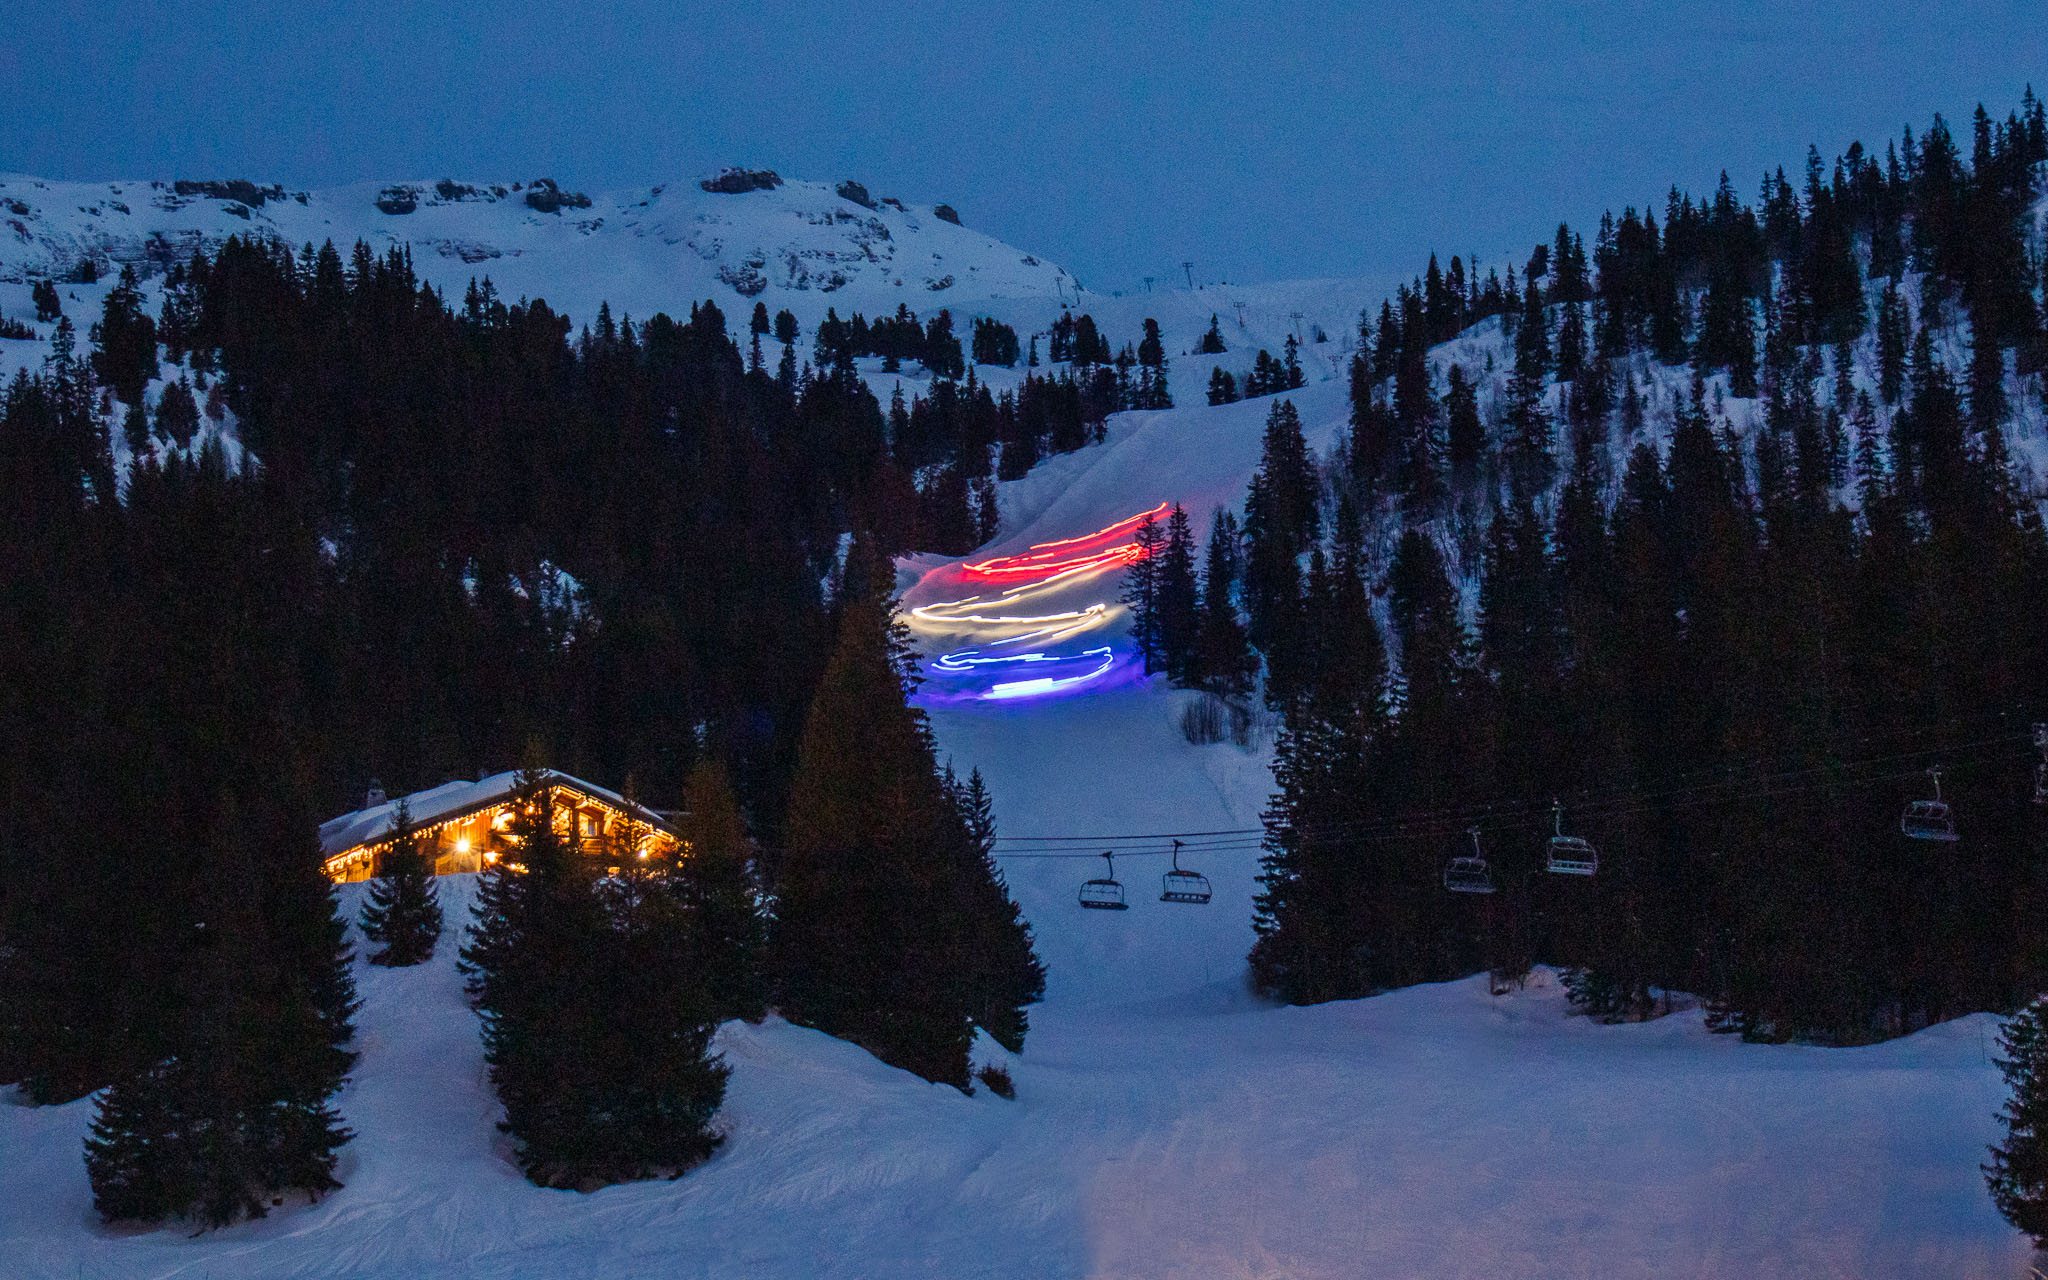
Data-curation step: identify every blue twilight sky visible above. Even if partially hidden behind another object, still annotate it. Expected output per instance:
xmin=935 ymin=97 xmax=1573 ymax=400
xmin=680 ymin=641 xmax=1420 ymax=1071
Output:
xmin=6 ymin=1 xmax=2046 ymax=291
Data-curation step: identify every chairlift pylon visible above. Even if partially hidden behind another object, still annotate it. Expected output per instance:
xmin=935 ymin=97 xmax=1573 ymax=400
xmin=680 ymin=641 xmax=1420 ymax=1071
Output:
xmin=1078 ymin=850 xmax=1130 ymax=910
xmin=2033 ymin=724 xmax=2047 ymax=808
xmin=1444 ymin=826 xmax=1496 ymax=894
xmin=1545 ymin=800 xmax=1598 ymax=876
xmin=1160 ymin=839 xmax=1213 ymax=904
xmin=1900 ymin=766 xmax=1960 ymax=843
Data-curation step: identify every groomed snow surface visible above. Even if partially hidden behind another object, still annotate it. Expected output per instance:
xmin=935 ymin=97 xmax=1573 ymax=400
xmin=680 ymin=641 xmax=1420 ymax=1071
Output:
xmin=0 ymin=873 xmax=2024 ymax=1278
xmin=3 ymin=380 xmax=2037 ymax=1277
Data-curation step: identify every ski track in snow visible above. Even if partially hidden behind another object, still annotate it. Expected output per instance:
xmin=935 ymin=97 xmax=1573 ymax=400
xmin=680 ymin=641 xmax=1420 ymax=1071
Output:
xmin=3 ymin=191 xmax=2045 ymax=1276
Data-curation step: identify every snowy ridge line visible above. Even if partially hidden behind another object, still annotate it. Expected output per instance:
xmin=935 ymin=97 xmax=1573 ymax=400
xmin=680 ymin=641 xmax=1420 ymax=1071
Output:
xmin=0 ymin=169 xmax=1085 ymax=329
xmin=987 ymin=716 xmax=2042 ymax=852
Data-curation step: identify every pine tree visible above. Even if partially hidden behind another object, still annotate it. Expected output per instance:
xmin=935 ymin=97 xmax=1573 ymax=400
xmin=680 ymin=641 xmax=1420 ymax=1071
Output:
xmin=973 ymin=475 xmax=1000 ymax=545
xmin=1198 ymin=314 xmax=1227 ymax=354
xmin=85 ymin=789 xmax=357 ymax=1227
xmin=463 ymin=767 xmax=728 ymax=1187
xmin=1138 ymin=318 xmax=1166 ymax=370
xmin=358 ymin=800 xmax=444 ymax=967
xmin=1195 ymin=509 xmax=1254 ymax=698
xmin=32 ymin=277 xmax=61 ymax=322
xmin=1985 ymin=996 xmax=2048 ymax=1243
xmin=154 ymin=377 xmax=201 ymax=447
xmin=1243 ymin=399 xmax=1321 ymax=703
xmin=774 ymin=566 xmax=1039 ymax=1087
xmin=1394 ymin=350 xmax=1447 ymax=522
xmin=1207 ymin=366 xmax=1240 ymax=405
xmin=89 ymin=263 xmax=158 ymax=406
xmin=1122 ymin=512 xmax=1169 ymax=673
xmin=1968 ymin=309 xmax=2009 ymax=434
xmin=1443 ymin=363 xmax=1486 ymax=493
xmin=918 ymin=310 xmax=964 ymax=379
xmin=1555 ymin=300 xmax=1588 ymax=384
xmin=1876 ymin=279 xmax=1908 ymax=406
xmin=673 ymin=760 xmax=769 ymax=1025
xmin=1851 ymin=390 xmax=1886 ymax=508
xmin=1250 ymin=498 xmax=1391 ymax=1002
xmin=947 ymin=766 xmax=1045 ymax=1054
xmin=1156 ymin=503 xmax=1201 ymax=682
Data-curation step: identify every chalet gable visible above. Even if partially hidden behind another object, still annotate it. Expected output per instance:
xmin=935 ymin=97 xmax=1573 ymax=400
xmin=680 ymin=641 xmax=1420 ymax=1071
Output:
xmin=320 ymin=769 xmax=680 ymax=881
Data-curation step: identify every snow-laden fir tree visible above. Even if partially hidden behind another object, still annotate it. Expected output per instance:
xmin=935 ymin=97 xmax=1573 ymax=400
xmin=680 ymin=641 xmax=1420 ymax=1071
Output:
xmin=85 ymin=790 xmax=357 ymax=1227
xmin=1988 ymin=996 xmax=2048 ymax=1244
xmin=1120 ymin=512 xmax=1168 ymax=674
xmin=772 ymin=538 xmax=1042 ymax=1087
xmin=358 ymin=799 xmax=443 ymax=967
xmin=947 ymin=765 xmax=1045 ymax=1054
xmin=463 ymin=764 xmax=727 ymax=1187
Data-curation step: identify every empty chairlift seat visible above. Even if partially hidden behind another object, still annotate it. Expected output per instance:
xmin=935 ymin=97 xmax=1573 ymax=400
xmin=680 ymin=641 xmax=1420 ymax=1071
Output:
xmin=1443 ymin=828 xmax=1496 ymax=894
xmin=1545 ymin=802 xmax=1598 ymax=876
xmin=1900 ymin=767 xmax=1959 ymax=843
xmin=1079 ymin=850 xmax=1130 ymax=910
xmin=1159 ymin=839 xmax=1212 ymax=904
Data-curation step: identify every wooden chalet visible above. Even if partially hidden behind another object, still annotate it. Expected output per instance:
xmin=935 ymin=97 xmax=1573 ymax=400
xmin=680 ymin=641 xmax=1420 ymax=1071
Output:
xmin=320 ymin=769 xmax=681 ymax=881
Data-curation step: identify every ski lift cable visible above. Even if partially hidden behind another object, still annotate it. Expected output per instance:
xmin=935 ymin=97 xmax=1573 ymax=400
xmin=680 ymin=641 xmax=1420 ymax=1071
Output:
xmin=1244 ymin=723 xmax=2038 ymax=843
xmin=988 ymin=723 xmax=2040 ymax=855
xmin=988 ymin=711 xmax=2036 ymax=845
xmin=1280 ymin=753 xmax=2021 ymax=850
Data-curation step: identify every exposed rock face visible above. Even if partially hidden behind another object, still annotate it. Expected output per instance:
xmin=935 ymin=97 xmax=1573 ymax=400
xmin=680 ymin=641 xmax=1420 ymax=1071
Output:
xmin=171 ymin=179 xmax=285 ymax=207
xmin=933 ymin=204 xmax=961 ymax=226
xmin=700 ymin=168 xmax=784 ymax=195
xmin=523 ymin=178 xmax=593 ymax=214
xmin=836 ymin=180 xmax=876 ymax=210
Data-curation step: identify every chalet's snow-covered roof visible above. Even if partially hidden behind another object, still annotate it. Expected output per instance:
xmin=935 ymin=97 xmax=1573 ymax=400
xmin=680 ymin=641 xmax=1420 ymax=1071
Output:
xmin=318 ymin=769 xmax=663 ymax=857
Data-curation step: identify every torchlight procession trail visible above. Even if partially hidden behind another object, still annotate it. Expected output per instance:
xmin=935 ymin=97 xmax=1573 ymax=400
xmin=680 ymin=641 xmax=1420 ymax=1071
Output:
xmin=907 ymin=503 xmax=1167 ymax=703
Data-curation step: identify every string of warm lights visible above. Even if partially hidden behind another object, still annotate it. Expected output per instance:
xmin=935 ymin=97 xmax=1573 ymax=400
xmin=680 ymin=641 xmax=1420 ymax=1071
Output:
xmin=323 ymin=781 xmax=676 ymax=879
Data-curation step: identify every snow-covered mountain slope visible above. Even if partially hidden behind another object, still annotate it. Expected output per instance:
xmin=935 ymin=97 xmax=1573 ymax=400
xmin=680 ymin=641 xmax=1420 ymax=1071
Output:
xmin=0 ymin=873 xmax=2021 ymax=1277
xmin=0 ymin=169 xmax=1080 ymax=326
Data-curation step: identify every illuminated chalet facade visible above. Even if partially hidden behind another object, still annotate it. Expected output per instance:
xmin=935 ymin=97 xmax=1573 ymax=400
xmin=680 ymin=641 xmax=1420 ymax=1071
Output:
xmin=320 ymin=769 xmax=682 ymax=881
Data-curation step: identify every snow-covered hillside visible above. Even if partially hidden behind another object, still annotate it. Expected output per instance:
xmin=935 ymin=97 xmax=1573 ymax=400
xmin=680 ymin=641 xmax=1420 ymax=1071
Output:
xmin=5 ymin=158 xmax=2046 ymax=1273
xmin=5 ymin=300 xmax=2039 ymax=1275
xmin=0 ymin=879 xmax=2023 ymax=1277
xmin=0 ymin=169 xmax=1079 ymax=327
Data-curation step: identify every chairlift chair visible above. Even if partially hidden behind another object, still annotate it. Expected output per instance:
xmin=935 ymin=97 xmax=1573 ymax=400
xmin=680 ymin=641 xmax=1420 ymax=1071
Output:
xmin=1078 ymin=850 xmax=1130 ymax=910
xmin=1899 ymin=767 xmax=1960 ymax=842
xmin=1159 ymin=839 xmax=1213 ymax=904
xmin=1443 ymin=827 xmax=1496 ymax=894
xmin=1545 ymin=801 xmax=1598 ymax=876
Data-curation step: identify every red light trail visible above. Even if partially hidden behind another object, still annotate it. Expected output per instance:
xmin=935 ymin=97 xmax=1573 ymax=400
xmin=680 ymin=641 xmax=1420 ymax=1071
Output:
xmin=958 ymin=501 xmax=1169 ymax=582
xmin=915 ymin=501 xmax=1168 ymax=703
